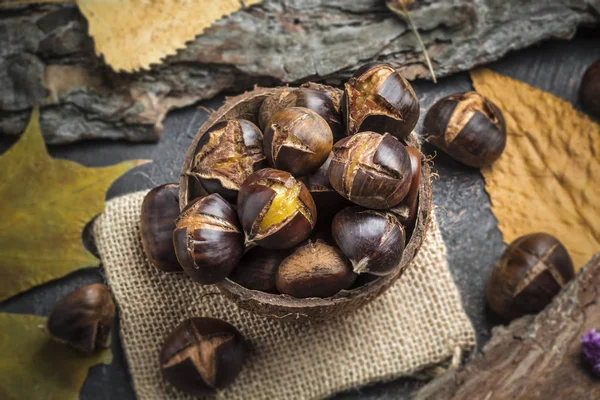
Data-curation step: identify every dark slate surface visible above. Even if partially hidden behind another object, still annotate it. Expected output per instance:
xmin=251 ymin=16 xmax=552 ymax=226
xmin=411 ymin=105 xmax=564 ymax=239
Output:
xmin=0 ymin=30 xmax=598 ymax=400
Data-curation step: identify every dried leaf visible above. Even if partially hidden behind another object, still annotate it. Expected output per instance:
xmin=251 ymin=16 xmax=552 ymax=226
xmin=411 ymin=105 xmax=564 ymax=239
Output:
xmin=0 ymin=313 xmax=112 ymax=400
xmin=471 ymin=69 xmax=600 ymax=269
xmin=77 ymin=0 xmax=263 ymax=72
xmin=0 ymin=108 xmax=148 ymax=301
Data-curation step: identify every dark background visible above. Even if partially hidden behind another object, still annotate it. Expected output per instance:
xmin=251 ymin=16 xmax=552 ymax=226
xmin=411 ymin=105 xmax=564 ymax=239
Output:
xmin=0 ymin=29 xmax=599 ymax=399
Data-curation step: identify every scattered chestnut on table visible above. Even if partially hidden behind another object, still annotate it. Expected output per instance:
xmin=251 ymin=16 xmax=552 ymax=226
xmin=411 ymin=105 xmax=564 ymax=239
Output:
xmin=173 ymin=194 xmax=244 ymax=284
xmin=263 ymin=107 xmax=333 ymax=176
xmin=328 ymin=132 xmax=412 ymax=210
xmin=187 ymin=119 xmax=267 ymax=201
xmin=580 ymin=60 xmax=600 ymax=117
xmin=160 ymin=317 xmax=246 ymax=396
xmin=424 ymin=91 xmax=506 ymax=168
xmin=343 ymin=62 xmax=419 ymax=140
xmin=140 ymin=183 xmax=182 ymax=273
xmin=237 ymin=168 xmax=317 ymax=249
xmin=46 ymin=283 xmax=115 ymax=353
xmin=229 ymin=247 xmax=289 ymax=293
xmin=275 ymin=240 xmax=356 ymax=298
xmin=486 ymin=233 xmax=575 ymax=322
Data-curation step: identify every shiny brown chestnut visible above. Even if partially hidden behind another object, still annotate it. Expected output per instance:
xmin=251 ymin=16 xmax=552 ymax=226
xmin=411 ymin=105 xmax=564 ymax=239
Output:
xmin=263 ymin=107 xmax=333 ymax=176
xmin=486 ymin=233 xmax=575 ymax=322
xmin=259 ymin=83 xmax=345 ymax=140
xmin=580 ymin=60 xmax=600 ymax=116
xmin=237 ymin=168 xmax=317 ymax=249
xmin=343 ymin=62 xmax=419 ymax=140
xmin=140 ymin=183 xmax=182 ymax=272
xmin=328 ymin=132 xmax=412 ymax=209
xmin=424 ymin=91 xmax=506 ymax=168
xmin=173 ymin=194 xmax=244 ymax=284
xmin=228 ymin=247 xmax=289 ymax=293
xmin=332 ymin=207 xmax=406 ymax=276
xmin=390 ymin=147 xmax=422 ymax=228
xmin=275 ymin=240 xmax=356 ymax=298
xmin=46 ymin=283 xmax=115 ymax=353
xmin=160 ymin=317 xmax=246 ymax=396
xmin=187 ymin=119 xmax=267 ymax=201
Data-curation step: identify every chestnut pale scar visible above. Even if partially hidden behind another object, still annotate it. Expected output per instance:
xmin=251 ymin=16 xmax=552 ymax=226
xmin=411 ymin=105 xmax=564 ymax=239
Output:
xmin=514 ymin=243 xmax=564 ymax=295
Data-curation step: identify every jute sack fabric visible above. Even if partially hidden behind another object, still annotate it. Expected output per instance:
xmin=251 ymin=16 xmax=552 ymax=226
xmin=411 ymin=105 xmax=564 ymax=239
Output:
xmin=93 ymin=190 xmax=475 ymax=400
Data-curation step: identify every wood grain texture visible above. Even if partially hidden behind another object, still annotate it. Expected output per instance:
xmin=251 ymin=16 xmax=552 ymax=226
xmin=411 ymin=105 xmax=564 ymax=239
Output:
xmin=0 ymin=1 xmax=598 ymax=143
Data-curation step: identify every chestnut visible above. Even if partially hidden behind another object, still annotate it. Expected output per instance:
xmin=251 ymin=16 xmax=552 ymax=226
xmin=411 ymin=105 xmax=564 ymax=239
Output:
xmin=46 ymin=283 xmax=115 ymax=353
xmin=332 ymin=207 xmax=406 ymax=276
xmin=173 ymin=194 xmax=244 ymax=284
xmin=423 ymin=91 xmax=506 ymax=168
xmin=580 ymin=60 xmax=600 ymax=116
xmin=390 ymin=146 xmax=422 ymax=228
xmin=140 ymin=183 xmax=182 ymax=272
xmin=486 ymin=233 xmax=575 ymax=322
xmin=275 ymin=240 xmax=356 ymax=298
xmin=228 ymin=247 xmax=289 ymax=293
xmin=187 ymin=119 xmax=267 ymax=201
xmin=160 ymin=317 xmax=246 ymax=396
xmin=342 ymin=62 xmax=419 ymax=140
xmin=237 ymin=168 xmax=317 ymax=250
xmin=259 ymin=83 xmax=344 ymax=140
xmin=263 ymin=107 xmax=333 ymax=176
xmin=328 ymin=132 xmax=412 ymax=210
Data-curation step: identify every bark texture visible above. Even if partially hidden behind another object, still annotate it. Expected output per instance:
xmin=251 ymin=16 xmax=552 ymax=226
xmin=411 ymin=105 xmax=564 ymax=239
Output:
xmin=1 ymin=1 xmax=598 ymax=143
xmin=414 ymin=252 xmax=600 ymax=400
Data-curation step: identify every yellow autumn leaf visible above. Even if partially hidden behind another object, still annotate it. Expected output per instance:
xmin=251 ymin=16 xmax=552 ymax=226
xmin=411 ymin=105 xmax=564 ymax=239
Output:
xmin=471 ymin=68 xmax=600 ymax=269
xmin=0 ymin=108 xmax=148 ymax=301
xmin=0 ymin=313 xmax=112 ymax=400
xmin=77 ymin=0 xmax=263 ymax=72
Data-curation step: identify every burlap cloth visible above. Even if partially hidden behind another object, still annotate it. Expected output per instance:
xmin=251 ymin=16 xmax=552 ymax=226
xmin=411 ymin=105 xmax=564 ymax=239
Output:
xmin=93 ymin=190 xmax=475 ymax=400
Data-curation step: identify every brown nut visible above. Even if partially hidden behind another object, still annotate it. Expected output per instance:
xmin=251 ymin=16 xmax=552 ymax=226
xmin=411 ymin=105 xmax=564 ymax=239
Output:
xmin=332 ymin=207 xmax=406 ymax=276
xmin=580 ymin=60 xmax=600 ymax=116
xmin=187 ymin=119 xmax=267 ymax=201
xmin=486 ymin=233 xmax=575 ymax=322
xmin=160 ymin=317 xmax=246 ymax=396
xmin=46 ymin=283 xmax=115 ymax=353
xmin=275 ymin=240 xmax=356 ymax=298
xmin=237 ymin=168 xmax=317 ymax=249
xmin=389 ymin=146 xmax=422 ymax=228
xmin=259 ymin=83 xmax=344 ymax=140
xmin=328 ymin=132 xmax=412 ymax=209
xmin=173 ymin=194 xmax=244 ymax=284
xmin=263 ymin=107 xmax=333 ymax=176
xmin=343 ymin=62 xmax=419 ymax=140
xmin=228 ymin=247 xmax=289 ymax=293
xmin=140 ymin=183 xmax=182 ymax=272
xmin=424 ymin=91 xmax=506 ymax=168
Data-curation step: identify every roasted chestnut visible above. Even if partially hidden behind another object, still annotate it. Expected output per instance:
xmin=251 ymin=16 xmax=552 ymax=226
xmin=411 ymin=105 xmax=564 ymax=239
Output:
xmin=237 ymin=168 xmax=317 ymax=249
xmin=343 ymin=62 xmax=419 ymax=140
xmin=187 ymin=119 xmax=267 ymax=201
xmin=275 ymin=240 xmax=356 ymax=298
xmin=140 ymin=183 xmax=182 ymax=272
xmin=173 ymin=194 xmax=244 ymax=284
xmin=580 ymin=60 xmax=600 ymax=116
xmin=486 ymin=233 xmax=575 ymax=322
xmin=160 ymin=317 xmax=246 ymax=396
xmin=46 ymin=283 xmax=115 ymax=353
xmin=263 ymin=107 xmax=333 ymax=176
xmin=424 ymin=91 xmax=506 ymax=168
xmin=332 ymin=207 xmax=406 ymax=276
xmin=328 ymin=132 xmax=412 ymax=209
xmin=228 ymin=247 xmax=289 ymax=293
xmin=390 ymin=146 xmax=422 ymax=228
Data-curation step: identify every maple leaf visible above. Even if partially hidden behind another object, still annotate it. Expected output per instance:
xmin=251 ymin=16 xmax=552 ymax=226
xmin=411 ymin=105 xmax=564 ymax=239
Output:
xmin=0 ymin=312 xmax=112 ymax=399
xmin=0 ymin=108 xmax=148 ymax=301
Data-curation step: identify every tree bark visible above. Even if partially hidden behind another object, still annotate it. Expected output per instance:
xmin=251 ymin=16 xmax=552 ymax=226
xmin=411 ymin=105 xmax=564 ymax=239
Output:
xmin=0 ymin=1 xmax=598 ymax=143
xmin=414 ymin=252 xmax=600 ymax=400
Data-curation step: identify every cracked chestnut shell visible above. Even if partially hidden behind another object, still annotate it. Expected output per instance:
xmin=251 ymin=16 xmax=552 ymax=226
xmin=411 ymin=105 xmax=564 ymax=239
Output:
xmin=160 ymin=317 xmax=246 ymax=396
xmin=486 ymin=233 xmax=575 ymax=322
xmin=390 ymin=147 xmax=422 ymax=229
xmin=237 ymin=168 xmax=317 ymax=249
xmin=140 ymin=183 xmax=182 ymax=272
xmin=173 ymin=194 xmax=244 ymax=284
xmin=275 ymin=240 xmax=356 ymax=298
xmin=46 ymin=283 xmax=115 ymax=353
xmin=328 ymin=132 xmax=412 ymax=209
xmin=187 ymin=119 xmax=267 ymax=201
xmin=228 ymin=247 xmax=289 ymax=293
xmin=263 ymin=107 xmax=333 ymax=176
xmin=332 ymin=207 xmax=406 ymax=276
xmin=580 ymin=60 xmax=600 ymax=116
xmin=424 ymin=91 xmax=506 ymax=168
xmin=343 ymin=62 xmax=419 ymax=140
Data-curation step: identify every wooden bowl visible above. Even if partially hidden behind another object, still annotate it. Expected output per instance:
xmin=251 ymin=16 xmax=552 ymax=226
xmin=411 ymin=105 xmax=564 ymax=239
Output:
xmin=180 ymin=85 xmax=433 ymax=322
